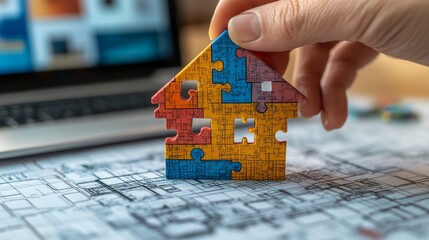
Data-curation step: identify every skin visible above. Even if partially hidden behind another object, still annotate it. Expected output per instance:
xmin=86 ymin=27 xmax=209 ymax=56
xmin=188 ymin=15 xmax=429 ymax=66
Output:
xmin=209 ymin=0 xmax=429 ymax=131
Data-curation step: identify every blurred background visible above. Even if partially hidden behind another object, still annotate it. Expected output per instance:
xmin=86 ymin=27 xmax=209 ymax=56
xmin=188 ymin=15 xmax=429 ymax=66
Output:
xmin=178 ymin=0 xmax=429 ymax=99
xmin=0 ymin=0 xmax=426 ymax=158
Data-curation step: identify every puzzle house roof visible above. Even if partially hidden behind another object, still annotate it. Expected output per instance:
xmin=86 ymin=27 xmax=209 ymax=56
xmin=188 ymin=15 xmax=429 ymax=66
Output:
xmin=152 ymin=30 xmax=305 ymax=180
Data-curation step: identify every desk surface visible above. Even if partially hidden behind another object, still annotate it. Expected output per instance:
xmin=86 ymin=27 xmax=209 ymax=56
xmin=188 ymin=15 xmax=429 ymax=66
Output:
xmin=0 ymin=100 xmax=428 ymax=239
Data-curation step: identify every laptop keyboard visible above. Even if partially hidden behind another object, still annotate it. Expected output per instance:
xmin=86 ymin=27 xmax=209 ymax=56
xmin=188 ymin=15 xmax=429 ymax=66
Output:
xmin=0 ymin=92 xmax=152 ymax=128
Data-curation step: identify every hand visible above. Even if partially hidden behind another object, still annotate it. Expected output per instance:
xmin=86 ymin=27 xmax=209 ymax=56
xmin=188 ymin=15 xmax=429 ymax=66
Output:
xmin=209 ymin=0 xmax=429 ymax=131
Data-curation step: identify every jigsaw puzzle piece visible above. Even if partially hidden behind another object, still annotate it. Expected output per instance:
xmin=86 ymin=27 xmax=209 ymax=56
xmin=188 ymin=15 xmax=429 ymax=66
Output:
xmin=206 ymin=102 xmax=288 ymax=180
xmin=253 ymin=81 xmax=305 ymax=113
xmin=166 ymin=148 xmax=242 ymax=180
xmin=230 ymin=142 xmax=287 ymax=180
xmin=211 ymin=31 xmax=252 ymax=103
xmin=234 ymin=118 xmax=255 ymax=143
xmin=152 ymin=78 xmax=199 ymax=110
xmin=254 ymin=103 xmax=296 ymax=142
xmin=164 ymin=78 xmax=198 ymax=109
xmin=230 ymin=103 xmax=296 ymax=180
xmin=235 ymin=48 xmax=305 ymax=113
xmin=231 ymin=158 xmax=286 ymax=180
xmin=205 ymin=103 xmax=256 ymax=145
xmin=165 ymin=108 xmax=211 ymax=145
xmin=236 ymin=48 xmax=288 ymax=83
xmin=175 ymin=45 xmax=227 ymax=108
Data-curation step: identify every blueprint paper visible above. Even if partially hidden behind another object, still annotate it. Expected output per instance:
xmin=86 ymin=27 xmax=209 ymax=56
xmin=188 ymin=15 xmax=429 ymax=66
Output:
xmin=1 ymin=113 xmax=429 ymax=239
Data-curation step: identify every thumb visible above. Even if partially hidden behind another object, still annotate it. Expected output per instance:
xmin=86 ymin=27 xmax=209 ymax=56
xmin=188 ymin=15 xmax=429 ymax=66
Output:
xmin=227 ymin=0 xmax=382 ymax=52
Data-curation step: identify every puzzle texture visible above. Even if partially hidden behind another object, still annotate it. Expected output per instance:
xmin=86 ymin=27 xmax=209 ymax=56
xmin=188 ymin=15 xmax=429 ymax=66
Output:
xmin=152 ymin=30 xmax=305 ymax=180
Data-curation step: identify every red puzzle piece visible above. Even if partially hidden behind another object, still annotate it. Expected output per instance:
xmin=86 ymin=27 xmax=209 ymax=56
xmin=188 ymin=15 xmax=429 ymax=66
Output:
xmin=152 ymin=89 xmax=211 ymax=145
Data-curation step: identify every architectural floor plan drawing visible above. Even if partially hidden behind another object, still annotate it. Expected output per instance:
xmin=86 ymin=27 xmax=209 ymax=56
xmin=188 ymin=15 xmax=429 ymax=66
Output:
xmin=1 ymin=106 xmax=429 ymax=239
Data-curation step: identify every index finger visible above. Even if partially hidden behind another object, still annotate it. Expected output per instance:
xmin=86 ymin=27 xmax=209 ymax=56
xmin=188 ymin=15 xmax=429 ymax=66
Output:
xmin=209 ymin=0 xmax=277 ymax=40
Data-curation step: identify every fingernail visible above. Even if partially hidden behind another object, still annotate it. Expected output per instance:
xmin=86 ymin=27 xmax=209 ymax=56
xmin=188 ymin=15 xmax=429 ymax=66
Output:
xmin=298 ymin=101 xmax=304 ymax=118
xmin=324 ymin=117 xmax=329 ymax=127
xmin=208 ymin=28 xmax=217 ymax=41
xmin=228 ymin=13 xmax=261 ymax=42
xmin=297 ymin=87 xmax=306 ymax=117
xmin=297 ymin=105 xmax=302 ymax=118
xmin=209 ymin=30 xmax=214 ymax=41
xmin=323 ymin=116 xmax=332 ymax=131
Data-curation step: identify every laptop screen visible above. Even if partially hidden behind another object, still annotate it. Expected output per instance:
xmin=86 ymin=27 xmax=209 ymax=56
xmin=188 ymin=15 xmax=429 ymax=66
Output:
xmin=0 ymin=0 xmax=180 ymax=91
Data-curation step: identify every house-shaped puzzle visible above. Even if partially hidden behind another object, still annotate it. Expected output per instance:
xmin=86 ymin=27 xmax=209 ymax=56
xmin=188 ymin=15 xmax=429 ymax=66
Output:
xmin=151 ymin=31 xmax=305 ymax=180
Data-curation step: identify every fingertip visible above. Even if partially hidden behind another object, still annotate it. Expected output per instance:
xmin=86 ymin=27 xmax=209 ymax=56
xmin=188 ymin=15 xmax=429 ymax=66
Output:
xmin=208 ymin=21 xmax=223 ymax=41
xmin=320 ymin=100 xmax=347 ymax=132
xmin=321 ymin=110 xmax=331 ymax=131
xmin=324 ymin=118 xmax=347 ymax=131
xmin=208 ymin=0 xmax=231 ymax=41
xmin=208 ymin=28 xmax=215 ymax=41
xmin=318 ymin=42 xmax=376 ymax=131
xmin=208 ymin=30 xmax=219 ymax=41
xmin=228 ymin=12 xmax=261 ymax=45
xmin=299 ymin=99 xmax=322 ymax=118
xmin=295 ymin=84 xmax=322 ymax=118
xmin=209 ymin=0 xmax=267 ymax=43
xmin=293 ymin=44 xmax=336 ymax=119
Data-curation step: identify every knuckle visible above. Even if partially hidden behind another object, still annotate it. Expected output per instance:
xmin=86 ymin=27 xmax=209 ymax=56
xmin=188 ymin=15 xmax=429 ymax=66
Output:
xmin=269 ymin=0 xmax=306 ymax=41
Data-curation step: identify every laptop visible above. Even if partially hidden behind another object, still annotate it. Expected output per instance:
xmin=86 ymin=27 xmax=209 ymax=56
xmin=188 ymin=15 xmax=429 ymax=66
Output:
xmin=0 ymin=0 xmax=180 ymax=159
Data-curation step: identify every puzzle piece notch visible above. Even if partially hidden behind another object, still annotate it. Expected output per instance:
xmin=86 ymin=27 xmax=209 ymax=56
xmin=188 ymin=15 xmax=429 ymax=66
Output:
xmin=192 ymin=118 xmax=211 ymax=134
xmin=211 ymin=31 xmax=252 ymax=103
xmin=256 ymin=103 xmax=268 ymax=113
xmin=166 ymin=148 xmax=242 ymax=180
xmin=166 ymin=127 xmax=211 ymax=145
xmin=275 ymin=130 xmax=287 ymax=143
xmin=165 ymin=109 xmax=211 ymax=145
xmin=234 ymin=118 xmax=255 ymax=143
xmin=180 ymin=80 xmax=198 ymax=100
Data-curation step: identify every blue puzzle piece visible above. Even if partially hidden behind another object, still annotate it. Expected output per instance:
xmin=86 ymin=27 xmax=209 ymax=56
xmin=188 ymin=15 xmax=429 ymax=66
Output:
xmin=166 ymin=148 xmax=242 ymax=180
xmin=211 ymin=31 xmax=252 ymax=103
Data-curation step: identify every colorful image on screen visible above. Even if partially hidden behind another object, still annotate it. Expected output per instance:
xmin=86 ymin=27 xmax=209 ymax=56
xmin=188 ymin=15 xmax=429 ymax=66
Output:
xmin=0 ymin=0 xmax=33 ymax=74
xmin=30 ymin=0 xmax=82 ymax=19
xmin=0 ymin=0 xmax=173 ymax=74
